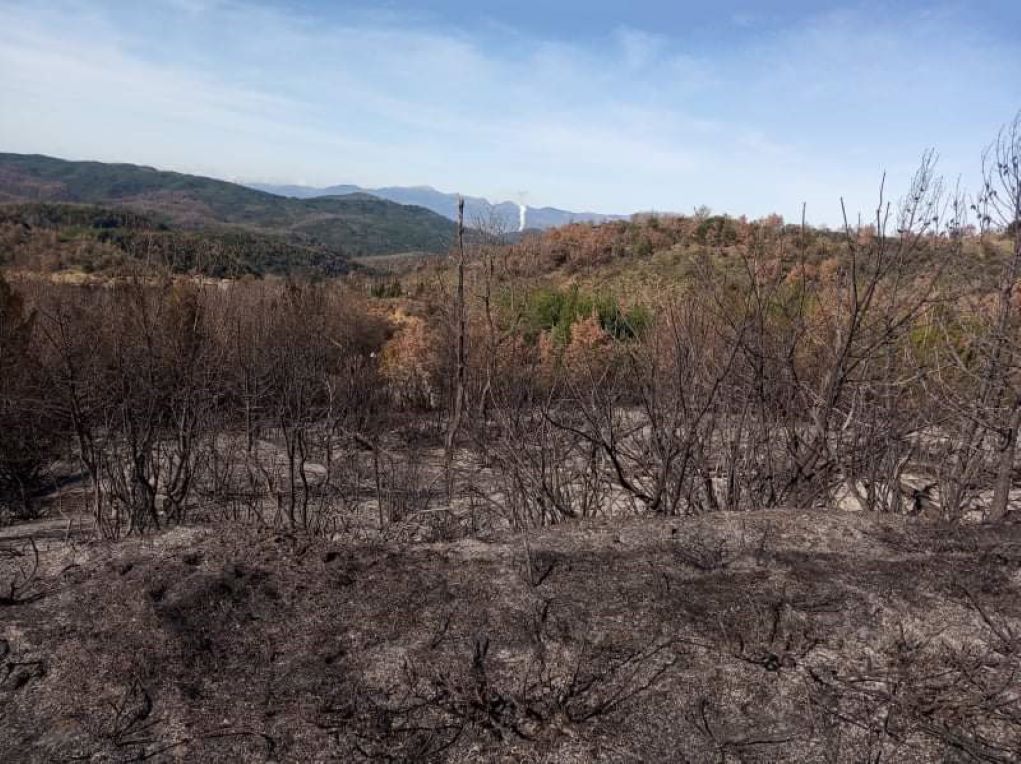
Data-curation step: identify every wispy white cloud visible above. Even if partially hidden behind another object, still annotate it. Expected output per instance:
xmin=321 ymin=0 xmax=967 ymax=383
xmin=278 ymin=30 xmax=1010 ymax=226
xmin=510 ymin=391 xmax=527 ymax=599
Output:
xmin=0 ymin=0 xmax=1017 ymax=221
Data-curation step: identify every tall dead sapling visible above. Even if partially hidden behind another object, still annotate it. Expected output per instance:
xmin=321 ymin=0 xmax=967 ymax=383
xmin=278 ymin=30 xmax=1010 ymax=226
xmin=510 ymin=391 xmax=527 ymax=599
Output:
xmin=0 ymin=273 xmax=49 ymax=520
xmin=469 ymin=208 xmax=514 ymax=456
xmin=974 ymin=114 xmax=1021 ymax=522
xmin=715 ymin=212 xmax=809 ymax=510
xmin=444 ymin=196 xmax=467 ymax=499
xmin=263 ymin=283 xmax=335 ymax=530
xmin=97 ymin=280 xmax=179 ymax=535
xmin=827 ymin=168 xmax=964 ymax=514
xmin=155 ymin=282 xmax=220 ymax=524
xmin=36 ymin=286 xmax=119 ymax=535
xmin=778 ymin=155 xmax=953 ymax=509
xmin=927 ymin=116 xmax=1021 ymax=521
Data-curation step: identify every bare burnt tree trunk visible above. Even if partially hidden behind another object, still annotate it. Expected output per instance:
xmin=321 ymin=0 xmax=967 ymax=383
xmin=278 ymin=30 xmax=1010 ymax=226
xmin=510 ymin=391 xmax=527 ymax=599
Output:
xmin=469 ymin=209 xmax=511 ymax=460
xmin=983 ymin=114 xmax=1021 ymax=521
xmin=932 ymin=117 xmax=1021 ymax=521
xmin=444 ymin=196 xmax=467 ymax=498
xmin=991 ymin=402 xmax=1021 ymax=519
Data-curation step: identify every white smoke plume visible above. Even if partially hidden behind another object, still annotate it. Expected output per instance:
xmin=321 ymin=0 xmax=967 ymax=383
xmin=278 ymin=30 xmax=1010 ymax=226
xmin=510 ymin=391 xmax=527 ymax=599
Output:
xmin=517 ymin=202 xmax=527 ymax=232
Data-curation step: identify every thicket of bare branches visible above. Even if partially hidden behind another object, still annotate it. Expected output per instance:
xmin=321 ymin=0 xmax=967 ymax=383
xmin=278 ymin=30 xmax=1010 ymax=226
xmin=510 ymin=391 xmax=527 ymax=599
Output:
xmin=0 ymin=277 xmax=393 ymax=536
xmin=3 ymin=116 xmax=1021 ymax=535
xmin=438 ymin=118 xmax=1021 ymax=527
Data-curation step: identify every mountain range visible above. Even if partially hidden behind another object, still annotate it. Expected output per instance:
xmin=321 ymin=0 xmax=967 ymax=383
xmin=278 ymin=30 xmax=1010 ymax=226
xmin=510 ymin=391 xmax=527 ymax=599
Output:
xmin=0 ymin=153 xmax=455 ymax=258
xmin=248 ymin=182 xmax=627 ymax=231
xmin=0 ymin=152 xmax=632 ymax=278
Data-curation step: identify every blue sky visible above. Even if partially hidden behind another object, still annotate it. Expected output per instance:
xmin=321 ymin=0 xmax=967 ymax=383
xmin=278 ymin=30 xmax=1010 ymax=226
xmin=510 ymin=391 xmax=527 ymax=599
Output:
xmin=1 ymin=0 xmax=1019 ymax=222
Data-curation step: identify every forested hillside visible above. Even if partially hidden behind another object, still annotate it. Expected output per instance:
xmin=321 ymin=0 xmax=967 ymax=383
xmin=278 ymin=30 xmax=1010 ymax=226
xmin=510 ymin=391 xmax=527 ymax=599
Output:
xmin=0 ymin=203 xmax=350 ymax=277
xmin=0 ymin=153 xmax=455 ymax=257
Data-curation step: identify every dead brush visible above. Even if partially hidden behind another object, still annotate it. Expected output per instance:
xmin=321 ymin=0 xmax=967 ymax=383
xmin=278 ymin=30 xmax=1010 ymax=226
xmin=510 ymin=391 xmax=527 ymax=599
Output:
xmin=0 ymin=537 xmax=42 ymax=606
xmin=517 ymin=546 xmax=558 ymax=589
xmin=688 ymin=696 xmax=800 ymax=758
xmin=806 ymin=608 xmax=1021 ymax=762
xmin=702 ymin=588 xmax=824 ymax=676
xmin=673 ymin=528 xmax=736 ymax=572
xmin=376 ymin=448 xmax=437 ymax=526
xmin=332 ymin=628 xmax=680 ymax=759
xmin=865 ymin=521 xmax=987 ymax=556
xmin=106 ymin=677 xmax=159 ymax=752
xmin=0 ymin=637 xmax=45 ymax=696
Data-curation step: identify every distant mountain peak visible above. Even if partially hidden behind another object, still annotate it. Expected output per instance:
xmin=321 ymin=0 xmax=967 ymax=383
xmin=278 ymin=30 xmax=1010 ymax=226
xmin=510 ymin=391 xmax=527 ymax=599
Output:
xmin=248 ymin=181 xmax=627 ymax=230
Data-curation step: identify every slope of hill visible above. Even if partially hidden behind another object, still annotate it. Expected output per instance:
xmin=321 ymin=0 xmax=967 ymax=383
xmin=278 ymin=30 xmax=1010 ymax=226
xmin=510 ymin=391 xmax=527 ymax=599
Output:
xmin=250 ymin=181 xmax=627 ymax=230
xmin=0 ymin=154 xmax=455 ymax=257
xmin=0 ymin=202 xmax=350 ymax=277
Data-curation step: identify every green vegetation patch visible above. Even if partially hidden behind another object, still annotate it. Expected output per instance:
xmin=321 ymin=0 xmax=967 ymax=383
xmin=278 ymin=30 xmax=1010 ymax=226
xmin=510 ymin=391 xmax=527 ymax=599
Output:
xmin=517 ymin=284 xmax=650 ymax=344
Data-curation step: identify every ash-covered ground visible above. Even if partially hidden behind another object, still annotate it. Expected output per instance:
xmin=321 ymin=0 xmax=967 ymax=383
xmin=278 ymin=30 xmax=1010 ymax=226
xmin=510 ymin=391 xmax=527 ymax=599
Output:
xmin=2 ymin=510 xmax=1021 ymax=762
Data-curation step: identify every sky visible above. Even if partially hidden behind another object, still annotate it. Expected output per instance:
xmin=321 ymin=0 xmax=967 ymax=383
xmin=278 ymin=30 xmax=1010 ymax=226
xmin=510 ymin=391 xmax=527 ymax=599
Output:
xmin=1 ymin=0 xmax=1019 ymax=223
